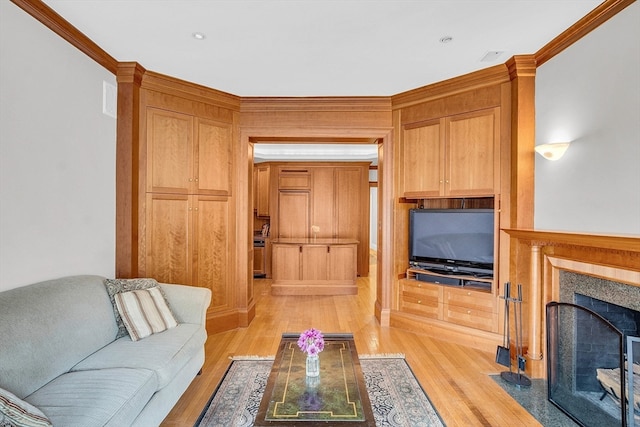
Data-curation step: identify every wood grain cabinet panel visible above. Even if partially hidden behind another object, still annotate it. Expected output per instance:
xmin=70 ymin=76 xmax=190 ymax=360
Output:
xmin=145 ymin=193 xmax=191 ymax=286
xmin=255 ymin=165 xmax=270 ymax=217
xmin=195 ymin=118 xmax=232 ymax=196
xmin=328 ymin=244 xmax=357 ymax=281
xmin=271 ymin=244 xmax=301 ymax=282
xmin=277 ymin=191 xmax=310 ymax=238
xmin=302 ymin=245 xmax=329 ymax=281
xmin=146 ymin=109 xmax=193 ymax=194
xmin=192 ymin=196 xmax=230 ymax=309
xmin=446 ymin=109 xmax=498 ymax=196
xmin=401 ymin=120 xmax=443 ymax=197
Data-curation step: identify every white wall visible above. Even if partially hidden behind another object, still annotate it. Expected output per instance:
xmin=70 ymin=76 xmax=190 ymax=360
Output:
xmin=0 ymin=2 xmax=117 ymax=291
xmin=535 ymin=2 xmax=640 ymax=235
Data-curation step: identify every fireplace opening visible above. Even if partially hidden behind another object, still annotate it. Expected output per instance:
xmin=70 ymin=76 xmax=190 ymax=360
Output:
xmin=547 ymin=299 xmax=640 ymax=427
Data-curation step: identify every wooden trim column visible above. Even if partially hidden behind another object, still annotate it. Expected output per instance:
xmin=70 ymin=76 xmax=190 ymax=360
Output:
xmin=115 ymin=62 xmax=145 ymax=278
xmin=528 ymin=244 xmax=543 ymax=362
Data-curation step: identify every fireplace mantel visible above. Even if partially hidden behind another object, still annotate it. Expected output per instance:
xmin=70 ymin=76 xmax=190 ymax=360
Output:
xmin=503 ymin=228 xmax=640 ymax=378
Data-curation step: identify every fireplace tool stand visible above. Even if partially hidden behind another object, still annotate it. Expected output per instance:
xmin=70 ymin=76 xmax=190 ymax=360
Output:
xmin=500 ymin=283 xmax=532 ymax=388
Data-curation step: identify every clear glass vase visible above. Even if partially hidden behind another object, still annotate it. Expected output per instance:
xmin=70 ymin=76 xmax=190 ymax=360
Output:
xmin=306 ymin=354 xmax=320 ymax=377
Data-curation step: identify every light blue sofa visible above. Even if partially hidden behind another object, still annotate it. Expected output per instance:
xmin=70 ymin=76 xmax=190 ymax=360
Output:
xmin=0 ymin=275 xmax=211 ymax=426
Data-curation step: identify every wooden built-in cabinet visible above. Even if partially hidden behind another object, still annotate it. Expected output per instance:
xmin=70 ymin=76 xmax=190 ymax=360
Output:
xmin=271 ymin=163 xmax=369 ymax=277
xmin=145 ymin=193 xmax=230 ymax=302
xmin=401 ymin=108 xmax=500 ymax=198
xmin=271 ymin=239 xmax=358 ymax=295
xmin=142 ymin=99 xmax=236 ymax=334
xmin=397 ymin=269 xmax=497 ymax=334
xmin=146 ymin=108 xmax=231 ymax=196
xmin=392 ymin=81 xmax=509 ymax=351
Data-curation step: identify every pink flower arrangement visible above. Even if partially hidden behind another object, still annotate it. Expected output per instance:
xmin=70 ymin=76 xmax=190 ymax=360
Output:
xmin=297 ymin=328 xmax=325 ymax=356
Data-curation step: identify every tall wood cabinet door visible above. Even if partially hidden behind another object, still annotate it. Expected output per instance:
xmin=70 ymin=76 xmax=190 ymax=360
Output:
xmin=328 ymin=245 xmax=357 ymax=281
xmin=145 ymin=193 xmax=192 ymax=285
xmin=146 ymin=109 xmax=194 ymax=194
xmin=401 ymin=120 xmax=443 ymax=197
xmin=311 ymin=167 xmax=335 ymax=238
xmin=334 ymin=168 xmax=362 ymax=240
xmin=195 ymin=118 xmax=232 ymax=195
xmin=272 ymin=244 xmax=301 ymax=281
xmin=302 ymin=245 xmax=328 ymax=280
xmin=255 ymin=165 xmax=270 ymax=217
xmin=446 ymin=108 xmax=499 ymax=196
xmin=192 ymin=196 xmax=230 ymax=310
xmin=277 ymin=191 xmax=310 ymax=238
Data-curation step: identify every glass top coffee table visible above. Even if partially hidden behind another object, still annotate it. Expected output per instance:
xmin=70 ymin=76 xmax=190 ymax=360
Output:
xmin=254 ymin=333 xmax=375 ymax=426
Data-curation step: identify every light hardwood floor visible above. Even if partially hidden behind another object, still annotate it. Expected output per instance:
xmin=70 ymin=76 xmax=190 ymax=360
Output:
xmin=161 ymin=261 xmax=541 ymax=426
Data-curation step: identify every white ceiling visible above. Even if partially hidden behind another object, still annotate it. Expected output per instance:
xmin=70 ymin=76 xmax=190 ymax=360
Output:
xmin=42 ymin=0 xmax=601 ymax=97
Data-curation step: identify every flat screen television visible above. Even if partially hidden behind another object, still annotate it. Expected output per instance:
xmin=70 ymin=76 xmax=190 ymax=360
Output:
xmin=409 ymin=208 xmax=494 ymax=277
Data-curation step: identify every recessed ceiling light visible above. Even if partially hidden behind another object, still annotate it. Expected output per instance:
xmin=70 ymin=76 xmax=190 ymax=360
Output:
xmin=192 ymin=32 xmax=206 ymax=40
xmin=439 ymin=36 xmax=453 ymax=44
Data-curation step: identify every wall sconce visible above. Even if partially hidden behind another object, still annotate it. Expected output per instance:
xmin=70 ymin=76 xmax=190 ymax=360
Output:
xmin=535 ymin=142 xmax=570 ymax=161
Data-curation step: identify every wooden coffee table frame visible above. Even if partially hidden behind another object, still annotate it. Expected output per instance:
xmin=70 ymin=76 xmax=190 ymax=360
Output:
xmin=255 ymin=333 xmax=375 ymax=426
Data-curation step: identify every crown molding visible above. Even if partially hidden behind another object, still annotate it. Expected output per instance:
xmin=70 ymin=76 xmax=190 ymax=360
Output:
xmin=535 ymin=0 xmax=636 ymax=66
xmin=506 ymin=55 xmax=537 ymax=80
xmin=11 ymin=0 xmax=118 ymax=74
xmin=141 ymin=70 xmax=241 ymax=111
xmin=391 ymin=64 xmax=510 ymax=110
xmin=240 ymin=97 xmax=392 ymax=113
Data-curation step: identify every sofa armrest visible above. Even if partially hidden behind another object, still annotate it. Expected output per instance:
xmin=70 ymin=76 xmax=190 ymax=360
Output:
xmin=159 ymin=283 xmax=211 ymax=326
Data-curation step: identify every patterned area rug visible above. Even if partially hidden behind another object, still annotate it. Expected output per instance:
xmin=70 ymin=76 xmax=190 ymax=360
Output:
xmin=195 ymin=355 xmax=445 ymax=426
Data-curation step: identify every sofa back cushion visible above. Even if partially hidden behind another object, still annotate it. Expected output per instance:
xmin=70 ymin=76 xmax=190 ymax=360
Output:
xmin=0 ymin=275 xmax=118 ymax=398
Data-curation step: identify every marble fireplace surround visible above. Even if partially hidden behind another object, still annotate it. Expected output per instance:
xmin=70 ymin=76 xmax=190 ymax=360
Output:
xmin=504 ymin=229 xmax=640 ymax=378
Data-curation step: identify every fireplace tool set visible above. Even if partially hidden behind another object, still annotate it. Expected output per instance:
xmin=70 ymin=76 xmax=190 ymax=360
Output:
xmin=496 ymin=282 xmax=531 ymax=387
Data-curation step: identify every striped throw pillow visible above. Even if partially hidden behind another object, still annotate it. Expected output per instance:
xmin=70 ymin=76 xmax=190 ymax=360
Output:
xmin=0 ymin=387 xmax=52 ymax=427
xmin=114 ymin=287 xmax=178 ymax=341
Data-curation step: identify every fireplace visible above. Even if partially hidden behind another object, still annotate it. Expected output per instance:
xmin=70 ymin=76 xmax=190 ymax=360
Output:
xmin=503 ymin=229 xmax=640 ymax=426
xmin=546 ymin=271 xmax=640 ymax=426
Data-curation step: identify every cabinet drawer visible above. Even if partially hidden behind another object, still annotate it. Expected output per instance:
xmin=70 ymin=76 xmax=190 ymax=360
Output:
xmin=279 ymin=170 xmax=311 ymax=189
xmin=402 ymin=280 xmax=441 ymax=297
xmin=443 ymin=304 xmax=496 ymax=332
xmin=400 ymin=280 xmax=441 ymax=318
xmin=444 ymin=287 xmax=495 ymax=313
xmin=400 ymin=293 xmax=440 ymax=319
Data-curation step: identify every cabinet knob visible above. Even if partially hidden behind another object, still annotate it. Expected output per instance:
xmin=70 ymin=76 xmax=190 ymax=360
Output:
xmin=195 ymin=178 xmax=198 ymax=182
xmin=467 ymin=292 xmax=471 ymax=296
xmin=418 ymin=300 xmax=422 ymax=304
xmin=189 ymin=178 xmax=193 ymax=182
xmin=467 ymin=310 xmax=471 ymax=314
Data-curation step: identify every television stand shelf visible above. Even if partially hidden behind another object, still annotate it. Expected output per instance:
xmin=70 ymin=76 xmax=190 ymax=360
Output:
xmin=406 ymin=268 xmax=493 ymax=292
xmin=396 ymin=268 xmax=498 ymax=334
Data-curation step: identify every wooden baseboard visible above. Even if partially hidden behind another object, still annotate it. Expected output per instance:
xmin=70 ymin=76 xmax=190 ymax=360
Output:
xmin=390 ymin=310 xmax=502 ymax=354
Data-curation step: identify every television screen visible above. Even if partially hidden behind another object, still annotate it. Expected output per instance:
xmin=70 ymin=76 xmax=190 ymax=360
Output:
xmin=409 ymin=209 xmax=494 ymax=275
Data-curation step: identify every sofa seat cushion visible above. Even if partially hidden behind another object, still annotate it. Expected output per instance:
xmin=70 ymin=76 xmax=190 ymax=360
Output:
xmin=25 ymin=368 xmax=157 ymax=427
xmin=71 ymin=323 xmax=206 ymax=389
